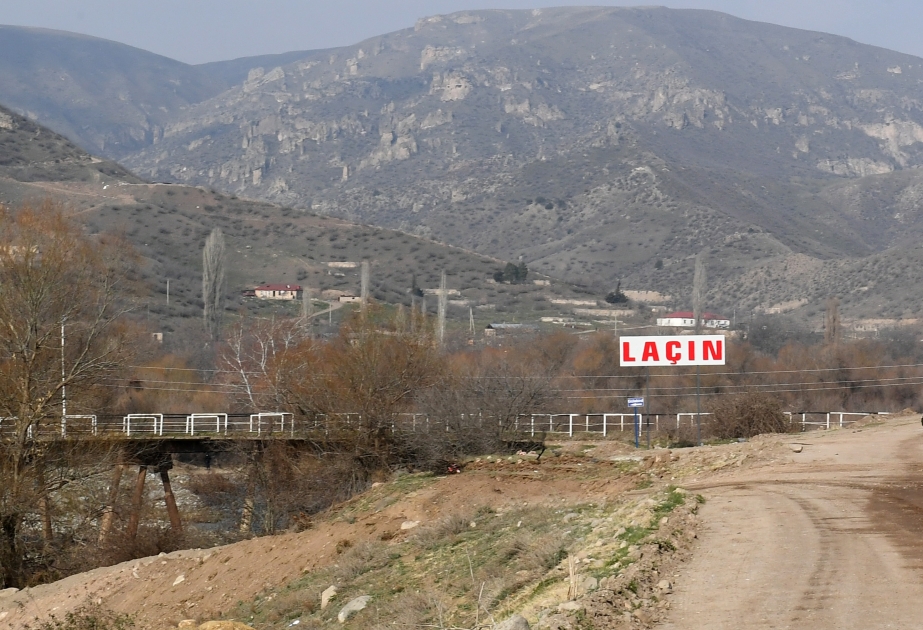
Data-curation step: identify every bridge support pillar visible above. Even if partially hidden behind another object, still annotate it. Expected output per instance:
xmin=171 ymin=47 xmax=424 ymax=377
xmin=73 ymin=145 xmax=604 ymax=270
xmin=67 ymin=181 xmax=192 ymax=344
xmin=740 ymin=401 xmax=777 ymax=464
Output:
xmin=158 ymin=459 xmax=182 ymax=534
xmin=127 ymin=465 xmax=147 ymax=539
xmin=98 ymin=461 xmax=126 ymax=544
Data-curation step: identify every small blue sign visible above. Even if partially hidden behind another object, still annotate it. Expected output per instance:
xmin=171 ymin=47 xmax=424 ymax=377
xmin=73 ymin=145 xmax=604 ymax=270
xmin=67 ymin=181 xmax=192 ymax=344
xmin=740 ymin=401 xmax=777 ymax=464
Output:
xmin=627 ymin=397 xmax=644 ymax=408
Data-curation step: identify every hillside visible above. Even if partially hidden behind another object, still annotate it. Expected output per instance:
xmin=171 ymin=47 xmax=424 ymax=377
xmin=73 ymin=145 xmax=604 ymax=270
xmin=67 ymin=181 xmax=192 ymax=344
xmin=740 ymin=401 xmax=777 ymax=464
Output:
xmin=107 ymin=7 xmax=923 ymax=325
xmin=0 ymin=103 xmax=140 ymax=186
xmin=0 ymin=103 xmax=608 ymax=345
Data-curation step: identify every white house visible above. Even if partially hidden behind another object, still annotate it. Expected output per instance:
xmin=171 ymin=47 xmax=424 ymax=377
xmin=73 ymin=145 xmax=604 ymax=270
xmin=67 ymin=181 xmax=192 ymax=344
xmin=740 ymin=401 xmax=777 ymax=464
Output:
xmin=254 ymin=284 xmax=302 ymax=300
xmin=656 ymin=311 xmax=730 ymax=329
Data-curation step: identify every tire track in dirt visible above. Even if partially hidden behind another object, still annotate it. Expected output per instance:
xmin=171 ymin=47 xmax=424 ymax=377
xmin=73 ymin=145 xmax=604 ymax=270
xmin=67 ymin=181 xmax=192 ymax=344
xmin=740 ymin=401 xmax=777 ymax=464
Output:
xmin=659 ymin=418 xmax=923 ymax=629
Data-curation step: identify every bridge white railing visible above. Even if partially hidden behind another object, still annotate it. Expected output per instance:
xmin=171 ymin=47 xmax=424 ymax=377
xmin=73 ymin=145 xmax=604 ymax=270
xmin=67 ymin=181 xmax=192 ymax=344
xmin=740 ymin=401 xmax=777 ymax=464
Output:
xmin=249 ymin=412 xmax=294 ymax=436
xmin=3 ymin=409 xmax=895 ymax=440
xmin=186 ymin=413 xmax=228 ymax=436
xmin=123 ymin=414 xmax=164 ymax=436
xmin=784 ymin=411 xmax=889 ymax=431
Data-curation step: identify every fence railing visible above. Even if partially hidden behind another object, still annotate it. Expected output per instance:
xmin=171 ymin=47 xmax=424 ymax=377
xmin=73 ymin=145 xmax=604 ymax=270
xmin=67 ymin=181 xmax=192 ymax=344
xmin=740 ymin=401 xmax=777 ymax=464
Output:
xmin=784 ymin=411 xmax=889 ymax=431
xmin=0 ymin=409 xmax=895 ymax=441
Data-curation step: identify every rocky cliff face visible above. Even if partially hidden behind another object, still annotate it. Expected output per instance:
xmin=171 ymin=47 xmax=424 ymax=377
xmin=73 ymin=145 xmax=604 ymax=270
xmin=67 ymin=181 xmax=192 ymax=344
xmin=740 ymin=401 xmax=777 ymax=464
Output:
xmin=126 ymin=7 xmax=923 ymax=190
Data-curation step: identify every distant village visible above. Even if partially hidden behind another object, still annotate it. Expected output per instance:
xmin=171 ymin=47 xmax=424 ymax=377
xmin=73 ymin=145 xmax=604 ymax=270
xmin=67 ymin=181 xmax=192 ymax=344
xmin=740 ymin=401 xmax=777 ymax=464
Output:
xmin=242 ymin=274 xmax=731 ymax=341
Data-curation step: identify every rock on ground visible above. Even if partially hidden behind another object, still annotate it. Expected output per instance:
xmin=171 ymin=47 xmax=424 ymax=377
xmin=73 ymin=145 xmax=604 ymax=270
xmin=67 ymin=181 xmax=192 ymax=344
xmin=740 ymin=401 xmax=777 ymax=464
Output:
xmin=337 ymin=595 xmax=372 ymax=623
xmin=495 ymin=613 xmax=531 ymax=630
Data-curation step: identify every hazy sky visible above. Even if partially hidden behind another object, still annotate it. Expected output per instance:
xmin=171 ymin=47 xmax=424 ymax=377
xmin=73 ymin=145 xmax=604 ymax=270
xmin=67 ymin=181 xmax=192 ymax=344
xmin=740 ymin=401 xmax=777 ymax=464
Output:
xmin=2 ymin=0 xmax=919 ymax=65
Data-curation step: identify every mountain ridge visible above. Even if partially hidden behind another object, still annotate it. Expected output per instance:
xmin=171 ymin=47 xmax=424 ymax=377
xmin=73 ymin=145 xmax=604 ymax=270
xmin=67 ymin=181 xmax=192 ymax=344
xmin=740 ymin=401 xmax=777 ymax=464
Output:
xmin=6 ymin=7 xmax=923 ymax=326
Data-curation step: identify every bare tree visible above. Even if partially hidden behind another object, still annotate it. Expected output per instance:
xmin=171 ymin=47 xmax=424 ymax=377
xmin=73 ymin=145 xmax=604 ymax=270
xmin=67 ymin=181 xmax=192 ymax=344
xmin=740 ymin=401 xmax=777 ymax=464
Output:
xmin=0 ymin=201 xmax=137 ymax=587
xmin=692 ymin=253 xmax=707 ymax=333
xmin=202 ymin=227 xmax=226 ymax=340
xmin=825 ymin=297 xmax=841 ymax=346
xmin=223 ymin=316 xmax=307 ymax=410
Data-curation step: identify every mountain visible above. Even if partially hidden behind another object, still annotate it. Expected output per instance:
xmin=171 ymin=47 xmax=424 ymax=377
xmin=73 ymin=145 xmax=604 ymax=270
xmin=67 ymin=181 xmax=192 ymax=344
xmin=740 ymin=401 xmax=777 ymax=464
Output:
xmin=0 ymin=25 xmax=228 ymax=157
xmin=108 ymin=7 xmax=923 ymax=325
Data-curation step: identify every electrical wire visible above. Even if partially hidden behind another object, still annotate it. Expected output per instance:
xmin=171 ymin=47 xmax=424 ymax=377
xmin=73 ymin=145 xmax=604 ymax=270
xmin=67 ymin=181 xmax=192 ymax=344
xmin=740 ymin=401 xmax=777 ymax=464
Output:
xmin=553 ymin=373 xmax=923 ymax=394
xmin=561 ymin=377 xmax=923 ymax=399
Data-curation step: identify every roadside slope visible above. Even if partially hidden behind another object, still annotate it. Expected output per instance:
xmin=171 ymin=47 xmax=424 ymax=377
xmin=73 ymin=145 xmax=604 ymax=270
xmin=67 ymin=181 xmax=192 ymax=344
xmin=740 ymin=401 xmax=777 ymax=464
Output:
xmin=3 ymin=418 xmax=922 ymax=629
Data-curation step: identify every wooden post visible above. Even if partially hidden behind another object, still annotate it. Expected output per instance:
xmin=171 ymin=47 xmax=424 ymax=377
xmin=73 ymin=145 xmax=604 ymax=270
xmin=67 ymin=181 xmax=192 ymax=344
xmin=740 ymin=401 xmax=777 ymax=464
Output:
xmin=126 ymin=465 xmax=147 ymax=539
xmin=159 ymin=460 xmax=182 ymax=534
xmin=98 ymin=462 xmax=126 ymax=544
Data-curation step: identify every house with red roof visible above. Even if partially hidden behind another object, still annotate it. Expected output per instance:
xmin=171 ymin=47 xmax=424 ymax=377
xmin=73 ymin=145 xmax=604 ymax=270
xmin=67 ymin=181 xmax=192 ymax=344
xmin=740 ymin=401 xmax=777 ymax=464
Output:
xmin=656 ymin=311 xmax=730 ymax=329
xmin=253 ymin=283 xmax=302 ymax=300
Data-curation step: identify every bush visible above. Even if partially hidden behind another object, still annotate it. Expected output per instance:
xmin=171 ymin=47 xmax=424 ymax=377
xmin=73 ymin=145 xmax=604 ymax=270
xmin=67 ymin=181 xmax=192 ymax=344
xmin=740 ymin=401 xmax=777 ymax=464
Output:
xmin=708 ymin=392 xmax=790 ymax=439
xmin=26 ymin=602 xmax=134 ymax=630
xmin=605 ymin=290 xmax=628 ymax=304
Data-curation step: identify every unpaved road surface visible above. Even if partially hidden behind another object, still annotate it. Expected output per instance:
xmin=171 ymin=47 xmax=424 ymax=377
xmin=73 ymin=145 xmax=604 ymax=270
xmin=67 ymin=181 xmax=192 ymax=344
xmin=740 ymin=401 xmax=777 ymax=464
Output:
xmin=661 ymin=415 xmax=923 ymax=629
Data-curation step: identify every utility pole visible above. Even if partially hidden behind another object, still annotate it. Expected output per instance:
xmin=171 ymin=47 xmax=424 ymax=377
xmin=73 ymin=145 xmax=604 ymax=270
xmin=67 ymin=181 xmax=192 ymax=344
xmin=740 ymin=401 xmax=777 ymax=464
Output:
xmin=692 ymin=253 xmax=706 ymax=333
xmin=61 ymin=318 xmax=66 ymax=437
xmin=360 ymin=260 xmax=370 ymax=312
xmin=437 ymin=270 xmax=447 ymax=347
xmin=301 ymin=286 xmax=313 ymax=320
xmin=646 ymin=367 xmax=651 ymax=449
xmin=166 ymin=279 xmax=170 ymax=305
xmin=696 ymin=364 xmax=702 ymax=447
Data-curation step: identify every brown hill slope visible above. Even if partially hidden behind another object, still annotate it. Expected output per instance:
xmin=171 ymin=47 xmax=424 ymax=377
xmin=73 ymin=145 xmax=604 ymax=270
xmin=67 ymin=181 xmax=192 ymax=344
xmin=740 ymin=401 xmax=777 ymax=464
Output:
xmin=0 ymin=104 xmax=602 ymax=343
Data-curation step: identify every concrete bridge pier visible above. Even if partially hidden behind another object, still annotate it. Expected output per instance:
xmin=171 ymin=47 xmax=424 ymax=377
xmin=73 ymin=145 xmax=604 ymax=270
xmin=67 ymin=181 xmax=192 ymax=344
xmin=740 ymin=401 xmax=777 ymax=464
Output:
xmin=98 ymin=461 xmax=126 ymax=544
xmin=126 ymin=464 xmax=147 ymax=539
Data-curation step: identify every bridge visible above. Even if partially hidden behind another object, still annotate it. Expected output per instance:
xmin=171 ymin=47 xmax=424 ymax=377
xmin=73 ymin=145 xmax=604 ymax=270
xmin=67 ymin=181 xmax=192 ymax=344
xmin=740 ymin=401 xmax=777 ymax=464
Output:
xmin=6 ymin=408 xmax=891 ymax=543
xmin=3 ymin=408 xmax=893 ymax=442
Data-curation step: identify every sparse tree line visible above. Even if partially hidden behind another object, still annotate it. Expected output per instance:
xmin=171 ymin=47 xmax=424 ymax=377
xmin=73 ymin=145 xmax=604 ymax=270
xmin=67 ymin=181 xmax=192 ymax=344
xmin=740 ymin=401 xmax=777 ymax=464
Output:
xmin=2 ymin=200 xmax=923 ymax=589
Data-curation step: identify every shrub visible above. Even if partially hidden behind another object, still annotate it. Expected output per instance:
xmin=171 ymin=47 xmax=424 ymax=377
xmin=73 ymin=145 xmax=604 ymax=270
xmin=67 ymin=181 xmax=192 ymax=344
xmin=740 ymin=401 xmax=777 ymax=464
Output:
xmin=708 ymin=392 xmax=790 ymax=439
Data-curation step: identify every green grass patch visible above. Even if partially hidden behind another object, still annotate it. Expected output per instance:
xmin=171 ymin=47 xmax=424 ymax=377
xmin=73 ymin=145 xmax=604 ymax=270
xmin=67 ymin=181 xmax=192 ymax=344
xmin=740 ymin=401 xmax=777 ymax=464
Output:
xmin=223 ymin=481 xmax=689 ymax=629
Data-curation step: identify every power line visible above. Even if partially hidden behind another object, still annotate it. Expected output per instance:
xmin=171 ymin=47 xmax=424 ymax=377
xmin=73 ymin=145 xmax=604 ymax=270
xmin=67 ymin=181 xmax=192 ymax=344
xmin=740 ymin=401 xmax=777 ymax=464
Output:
xmin=553 ymin=373 xmax=923 ymax=394
xmin=562 ymin=377 xmax=923 ymax=399
xmin=559 ymin=362 xmax=923 ymax=378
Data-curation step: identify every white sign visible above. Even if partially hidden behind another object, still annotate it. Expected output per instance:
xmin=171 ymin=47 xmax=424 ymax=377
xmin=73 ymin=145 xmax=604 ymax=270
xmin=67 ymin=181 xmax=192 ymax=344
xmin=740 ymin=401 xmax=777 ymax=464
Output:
xmin=627 ymin=397 xmax=644 ymax=407
xmin=619 ymin=335 xmax=726 ymax=367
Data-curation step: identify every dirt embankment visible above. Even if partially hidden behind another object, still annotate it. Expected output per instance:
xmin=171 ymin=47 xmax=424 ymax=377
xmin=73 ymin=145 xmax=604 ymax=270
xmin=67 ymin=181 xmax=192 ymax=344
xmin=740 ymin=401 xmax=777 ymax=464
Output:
xmin=4 ymin=418 xmax=922 ymax=630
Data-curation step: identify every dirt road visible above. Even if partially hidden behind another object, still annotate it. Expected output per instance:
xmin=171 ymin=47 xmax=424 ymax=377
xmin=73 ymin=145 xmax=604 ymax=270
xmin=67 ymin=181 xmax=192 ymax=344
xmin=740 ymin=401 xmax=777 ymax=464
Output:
xmin=661 ymin=415 xmax=923 ymax=629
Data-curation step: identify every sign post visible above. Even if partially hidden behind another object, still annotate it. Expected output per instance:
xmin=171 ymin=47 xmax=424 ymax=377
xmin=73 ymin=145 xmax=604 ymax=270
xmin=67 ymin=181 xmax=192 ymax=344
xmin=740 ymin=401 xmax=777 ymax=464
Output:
xmin=620 ymin=335 xmax=726 ymax=447
xmin=628 ymin=397 xmax=644 ymax=448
